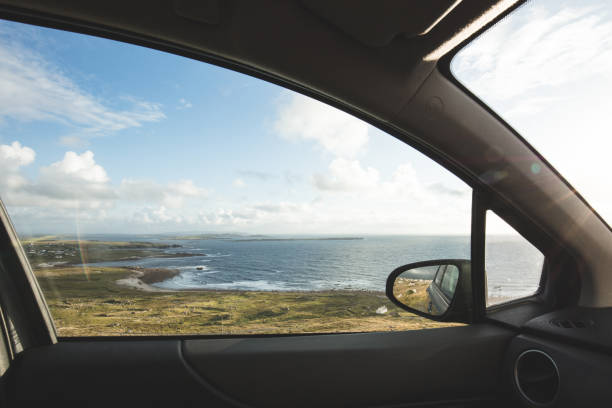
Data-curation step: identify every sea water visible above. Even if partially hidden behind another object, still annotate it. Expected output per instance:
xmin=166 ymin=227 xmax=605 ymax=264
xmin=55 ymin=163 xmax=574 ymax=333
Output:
xmin=87 ymin=235 xmax=543 ymax=299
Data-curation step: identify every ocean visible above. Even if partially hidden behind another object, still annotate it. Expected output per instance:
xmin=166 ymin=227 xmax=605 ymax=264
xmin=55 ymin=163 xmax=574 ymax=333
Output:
xmin=86 ymin=235 xmax=544 ymax=300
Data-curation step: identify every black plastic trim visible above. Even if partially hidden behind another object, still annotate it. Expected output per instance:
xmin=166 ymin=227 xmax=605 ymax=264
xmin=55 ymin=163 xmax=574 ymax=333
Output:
xmin=0 ymin=202 xmax=55 ymax=349
xmin=56 ymin=328 xmax=449 ymax=342
xmin=471 ymin=190 xmax=487 ymax=321
xmin=472 ymin=190 xmax=581 ymax=321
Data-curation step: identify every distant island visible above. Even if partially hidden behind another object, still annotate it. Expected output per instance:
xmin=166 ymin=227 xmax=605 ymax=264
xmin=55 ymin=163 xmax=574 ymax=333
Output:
xmin=168 ymin=233 xmax=364 ymax=242
xmin=234 ymin=237 xmax=364 ymax=242
xmin=168 ymin=233 xmax=253 ymax=240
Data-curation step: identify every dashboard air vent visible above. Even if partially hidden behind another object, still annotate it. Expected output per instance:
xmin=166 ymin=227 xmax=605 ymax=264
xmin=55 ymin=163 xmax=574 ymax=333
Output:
xmin=515 ymin=349 xmax=559 ymax=406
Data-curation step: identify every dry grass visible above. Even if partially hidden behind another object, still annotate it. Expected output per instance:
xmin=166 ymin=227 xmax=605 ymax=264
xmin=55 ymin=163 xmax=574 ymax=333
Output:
xmin=393 ymin=278 xmax=433 ymax=313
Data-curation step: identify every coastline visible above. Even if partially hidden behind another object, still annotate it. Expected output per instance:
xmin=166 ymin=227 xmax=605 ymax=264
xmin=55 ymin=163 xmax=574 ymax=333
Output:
xmin=115 ymin=267 xmax=522 ymax=306
xmin=115 ymin=267 xmax=387 ymax=296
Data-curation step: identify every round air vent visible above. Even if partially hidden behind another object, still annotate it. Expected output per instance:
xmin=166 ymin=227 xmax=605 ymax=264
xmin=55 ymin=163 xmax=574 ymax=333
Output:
xmin=514 ymin=349 xmax=560 ymax=406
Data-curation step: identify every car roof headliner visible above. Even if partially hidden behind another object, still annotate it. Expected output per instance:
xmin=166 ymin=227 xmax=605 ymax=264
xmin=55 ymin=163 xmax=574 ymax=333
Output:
xmin=1 ymin=0 xmax=611 ymax=307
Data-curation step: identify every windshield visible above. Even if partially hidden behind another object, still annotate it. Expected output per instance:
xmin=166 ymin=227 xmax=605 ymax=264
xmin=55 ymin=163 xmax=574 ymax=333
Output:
xmin=452 ymin=0 xmax=612 ymax=224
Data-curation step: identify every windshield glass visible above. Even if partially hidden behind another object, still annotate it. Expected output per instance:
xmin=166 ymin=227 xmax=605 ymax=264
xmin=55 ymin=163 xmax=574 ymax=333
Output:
xmin=452 ymin=0 xmax=612 ymax=224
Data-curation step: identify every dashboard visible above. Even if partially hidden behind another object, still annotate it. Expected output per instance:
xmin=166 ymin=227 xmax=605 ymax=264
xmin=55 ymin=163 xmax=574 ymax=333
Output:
xmin=502 ymin=306 xmax=612 ymax=407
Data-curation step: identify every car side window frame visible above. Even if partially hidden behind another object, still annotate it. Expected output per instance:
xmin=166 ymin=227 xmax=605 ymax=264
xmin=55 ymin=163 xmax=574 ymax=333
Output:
xmin=440 ymin=266 xmax=459 ymax=299
xmin=473 ymin=190 xmax=576 ymax=312
xmin=434 ymin=265 xmax=447 ymax=286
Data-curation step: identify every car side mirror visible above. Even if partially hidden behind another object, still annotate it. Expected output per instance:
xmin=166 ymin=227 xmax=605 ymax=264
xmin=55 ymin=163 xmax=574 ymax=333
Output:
xmin=386 ymin=259 xmax=473 ymax=323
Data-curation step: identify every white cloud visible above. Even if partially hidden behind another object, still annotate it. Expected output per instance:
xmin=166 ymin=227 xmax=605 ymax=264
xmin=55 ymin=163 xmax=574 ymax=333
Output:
xmin=178 ymin=98 xmax=193 ymax=109
xmin=193 ymin=202 xmax=318 ymax=230
xmin=163 ymin=180 xmax=207 ymax=208
xmin=380 ymin=163 xmax=424 ymax=200
xmin=453 ymin=3 xmax=612 ymax=102
xmin=268 ymin=88 xmax=471 ymax=233
xmin=237 ymin=170 xmax=274 ymax=181
xmin=0 ymin=36 xmax=165 ymax=135
xmin=0 ymin=140 xmax=470 ymax=234
xmin=0 ymin=147 xmax=116 ymax=210
xmin=0 ymin=141 xmax=35 ymax=190
xmin=0 ymin=143 xmax=209 ymax=218
xmin=118 ymin=179 xmax=164 ymax=202
xmin=199 ymin=208 xmax=255 ymax=226
xmin=43 ymin=151 xmax=109 ymax=183
xmin=311 ymin=158 xmax=465 ymax=203
xmin=119 ymin=179 xmax=208 ymax=209
xmin=59 ymin=135 xmax=89 ymax=148
xmin=302 ymin=158 xmax=471 ymax=233
xmin=313 ymin=158 xmax=379 ymax=191
xmin=233 ymin=178 xmax=246 ymax=188
xmin=274 ymin=93 xmax=369 ymax=158
xmin=0 ymin=141 xmax=35 ymax=167
xmin=32 ymin=150 xmax=115 ymax=202
xmin=427 ymin=182 xmax=467 ymax=197
xmin=168 ymin=179 xmax=205 ymax=197
xmin=130 ymin=206 xmax=180 ymax=224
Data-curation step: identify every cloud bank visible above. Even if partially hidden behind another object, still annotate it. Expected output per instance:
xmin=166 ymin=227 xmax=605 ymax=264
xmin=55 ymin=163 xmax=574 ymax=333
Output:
xmin=274 ymin=93 xmax=368 ymax=158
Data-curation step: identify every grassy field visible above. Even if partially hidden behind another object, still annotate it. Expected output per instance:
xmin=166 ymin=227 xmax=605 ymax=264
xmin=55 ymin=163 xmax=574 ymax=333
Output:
xmin=34 ymin=266 xmax=457 ymax=337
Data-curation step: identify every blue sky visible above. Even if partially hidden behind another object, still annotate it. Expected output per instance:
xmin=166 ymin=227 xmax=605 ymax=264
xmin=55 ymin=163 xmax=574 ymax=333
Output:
xmin=0 ymin=19 xmax=472 ymax=235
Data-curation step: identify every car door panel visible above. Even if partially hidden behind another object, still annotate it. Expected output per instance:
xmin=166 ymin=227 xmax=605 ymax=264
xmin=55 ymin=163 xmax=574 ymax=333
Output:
xmin=182 ymin=325 xmax=514 ymax=408
xmin=8 ymin=325 xmax=513 ymax=408
xmin=9 ymin=339 xmax=235 ymax=408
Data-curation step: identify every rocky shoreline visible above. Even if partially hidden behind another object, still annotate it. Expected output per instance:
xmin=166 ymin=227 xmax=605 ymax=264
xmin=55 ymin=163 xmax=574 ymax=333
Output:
xmin=115 ymin=267 xmax=180 ymax=292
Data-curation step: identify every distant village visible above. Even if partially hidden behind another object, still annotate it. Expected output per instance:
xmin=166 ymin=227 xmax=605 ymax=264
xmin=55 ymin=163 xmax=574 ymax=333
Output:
xmin=25 ymin=242 xmax=79 ymax=261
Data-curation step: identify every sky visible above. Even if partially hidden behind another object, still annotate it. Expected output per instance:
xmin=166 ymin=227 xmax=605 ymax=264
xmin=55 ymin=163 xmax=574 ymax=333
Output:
xmin=0 ymin=19 xmax=472 ymax=236
xmin=452 ymin=0 xmax=612 ymax=228
xmin=3 ymin=1 xmax=605 ymax=237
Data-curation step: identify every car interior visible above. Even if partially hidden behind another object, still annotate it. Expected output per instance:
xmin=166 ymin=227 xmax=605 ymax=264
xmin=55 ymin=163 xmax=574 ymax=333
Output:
xmin=0 ymin=1 xmax=611 ymax=407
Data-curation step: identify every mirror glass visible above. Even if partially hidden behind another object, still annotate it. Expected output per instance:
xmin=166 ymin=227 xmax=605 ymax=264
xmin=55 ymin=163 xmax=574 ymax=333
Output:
xmin=392 ymin=264 xmax=460 ymax=316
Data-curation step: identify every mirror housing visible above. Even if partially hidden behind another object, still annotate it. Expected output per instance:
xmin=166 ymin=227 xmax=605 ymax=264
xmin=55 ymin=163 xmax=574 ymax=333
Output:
xmin=386 ymin=259 xmax=473 ymax=323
